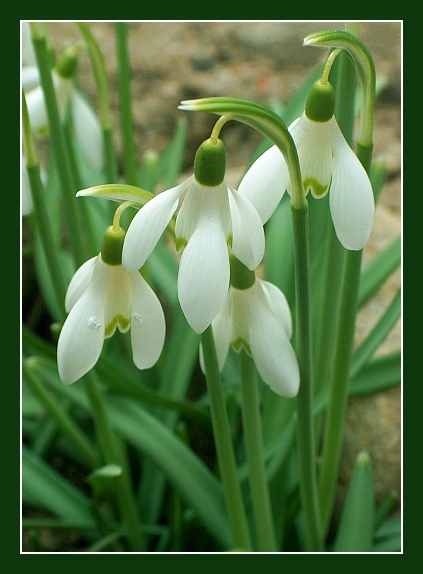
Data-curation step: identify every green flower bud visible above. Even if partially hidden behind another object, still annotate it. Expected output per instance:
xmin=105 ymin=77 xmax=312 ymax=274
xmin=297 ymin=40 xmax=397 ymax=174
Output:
xmin=230 ymin=254 xmax=255 ymax=290
xmin=55 ymin=45 xmax=79 ymax=79
xmin=194 ymin=138 xmax=227 ymax=186
xmin=100 ymin=226 xmax=126 ymax=266
xmin=305 ymin=80 xmax=335 ymax=123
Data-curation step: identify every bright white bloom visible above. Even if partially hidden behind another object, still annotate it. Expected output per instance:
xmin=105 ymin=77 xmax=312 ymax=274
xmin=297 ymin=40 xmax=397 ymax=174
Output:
xmin=238 ymin=84 xmax=375 ymax=251
xmin=201 ymin=274 xmax=299 ymax=398
xmin=57 ymin=253 xmax=166 ymax=385
xmin=119 ymin=139 xmax=265 ymax=334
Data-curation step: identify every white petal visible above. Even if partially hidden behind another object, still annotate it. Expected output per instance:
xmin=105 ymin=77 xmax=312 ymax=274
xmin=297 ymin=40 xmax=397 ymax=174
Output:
xmin=292 ymin=115 xmax=332 ymax=198
xmin=103 ymin=266 xmax=132 ymax=337
xmin=259 ymin=279 xmax=292 ymax=338
xmin=122 ymin=177 xmax=192 ymax=272
xmin=247 ymin=284 xmax=300 ymax=397
xmin=25 ymin=85 xmax=49 ymax=136
xmin=57 ymin=258 xmax=110 ymax=384
xmin=327 ymin=118 xmax=375 ymax=250
xmin=130 ymin=271 xmax=166 ymax=369
xmin=238 ymin=145 xmax=289 ymax=224
xmin=65 ymin=256 xmax=98 ymax=312
xmin=22 ymin=66 xmax=40 ymax=93
xmin=199 ymin=293 xmax=232 ymax=374
xmin=228 ymin=187 xmax=265 ymax=270
xmin=177 ymin=210 xmax=230 ymax=334
xmin=71 ymin=91 xmax=104 ymax=172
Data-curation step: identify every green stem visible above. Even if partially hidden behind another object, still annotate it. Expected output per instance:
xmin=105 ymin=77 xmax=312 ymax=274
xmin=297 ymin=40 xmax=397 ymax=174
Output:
xmin=200 ymin=326 xmax=252 ymax=551
xmin=30 ymin=27 xmax=86 ymax=267
xmin=115 ymin=22 xmax=138 ymax=186
xmin=23 ymin=360 xmax=99 ymax=469
xmin=291 ymin=205 xmax=323 ymax=552
xmin=239 ymin=351 xmax=277 ymax=551
xmin=83 ymin=370 xmax=144 ymax=552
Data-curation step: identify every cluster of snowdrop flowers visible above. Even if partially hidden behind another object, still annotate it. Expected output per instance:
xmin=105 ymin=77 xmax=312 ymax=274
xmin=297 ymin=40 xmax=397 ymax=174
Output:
xmin=238 ymin=78 xmax=375 ymax=250
xmin=57 ymin=207 xmax=166 ymax=385
xmin=22 ymin=22 xmax=104 ymax=172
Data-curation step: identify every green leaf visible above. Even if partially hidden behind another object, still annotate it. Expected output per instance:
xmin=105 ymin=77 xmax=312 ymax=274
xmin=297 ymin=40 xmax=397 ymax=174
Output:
xmin=359 ymin=235 xmax=401 ymax=309
xmin=333 ymin=451 xmax=375 ymax=552
xmin=22 ymin=445 xmax=95 ymax=527
xmin=349 ymin=351 xmax=401 ymax=396
xmin=103 ymin=395 xmax=231 ymax=549
xmin=157 ymin=117 xmax=188 ymax=189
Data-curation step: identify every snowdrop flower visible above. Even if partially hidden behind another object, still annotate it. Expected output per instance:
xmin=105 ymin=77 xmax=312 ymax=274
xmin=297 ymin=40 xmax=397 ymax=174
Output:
xmin=57 ymin=222 xmax=166 ymax=385
xmin=118 ymin=137 xmax=265 ymax=334
xmin=201 ymin=255 xmax=299 ymax=398
xmin=22 ymin=41 xmax=104 ymax=171
xmin=238 ymin=79 xmax=375 ymax=251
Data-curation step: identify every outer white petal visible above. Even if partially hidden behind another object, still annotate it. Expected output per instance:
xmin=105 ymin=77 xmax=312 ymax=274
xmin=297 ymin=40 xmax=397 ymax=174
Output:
xmin=259 ymin=279 xmax=292 ymax=338
xmin=65 ymin=256 xmax=98 ymax=312
xmin=25 ymin=84 xmax=49 ymax=136
xmin=199 ymin=293 xmax=232 ymax=374
xmin=292 ymin=114 xmax=332 ymax=197
xmin=327 ymin=118 xmax=375 ymax=250
xmin=71 ymin=91 xmax=104 ymax=171
xmin=22 ymin=66 xmax=40 ymax=93
xmin=57 ymin=257 xmax=110 ymax=384
xmin=247 ymin=284 xmax=300 ymax=397
xmin=129 ymin=271 xmax=166 ymax=369
xmin=122 ymin=177 xmax=192 ymax=272
xmin=238 ymin=145 xmax=289 ymax=224
xmin=228 ymin=187 xmax=265 ymax=270
xmin=177 ymin=206 xmax=230 ymax=334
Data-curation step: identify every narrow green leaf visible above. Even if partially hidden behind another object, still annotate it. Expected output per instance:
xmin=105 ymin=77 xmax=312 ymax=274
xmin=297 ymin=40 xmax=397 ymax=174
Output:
xmin=333 ymin=451 xmax=375 ymax=552
xmin=359 ymin=235 xmax=401 ymax=308
xmin=349 ymin=351 xmax=401 ymax=396
xmin=22 ymin=445 xmax=95 ymax=527
xmin=157 ymin=117 xmax=188 ymax=189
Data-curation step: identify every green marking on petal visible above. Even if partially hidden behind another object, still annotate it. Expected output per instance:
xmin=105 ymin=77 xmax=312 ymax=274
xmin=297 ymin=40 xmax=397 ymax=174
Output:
xmin=303 ymin=176 xmax=329 ymax=198
xmin=105 ymin=314 xmax=130 ymax=338
xmin=175 ymin=236 xmax=188 ymax=252
xmin=231 ymin=337 xmax=251 ymax=356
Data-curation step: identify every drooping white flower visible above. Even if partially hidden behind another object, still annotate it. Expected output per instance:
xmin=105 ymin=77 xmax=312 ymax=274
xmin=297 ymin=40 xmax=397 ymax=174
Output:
xmin=57 ymin=227 xmax=166 ymax=385
xmin=22 ymin=39 xmax=104 ymax=171
xmin=238 ymin=80 xmax=375 ymax=251
xmin=91 ymin=138 xmax=265 ymax=334
xmin=200 ymin=258 xmax=299 ymax=398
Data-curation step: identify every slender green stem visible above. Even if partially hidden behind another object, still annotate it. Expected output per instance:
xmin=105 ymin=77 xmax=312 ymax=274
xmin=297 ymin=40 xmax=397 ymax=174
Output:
xmin=239 ymin=351 xmax=277 ymax=552
xmin=30 ymin=27 xmax=86 ymax=267
xmin=115 ymin=22 xmax=138 ymax=186
xmin=23 ymin=360 xmax=99 ymax=469
xmin=76 ymin=22 xmax=119 ymax=183
xmin=201 ymin=326 xmax=252 ymax=551
xmin=83 ymin=370 xmax=144 ymax=551
xmin=291 ymin=205 xmax=323 ymax=552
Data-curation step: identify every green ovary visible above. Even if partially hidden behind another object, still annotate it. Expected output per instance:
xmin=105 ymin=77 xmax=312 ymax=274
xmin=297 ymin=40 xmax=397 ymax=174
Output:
xmin=105 ymin=314 xmax=130 ymax=338
xmin=303 ymin=176 xmax=329 ymax=198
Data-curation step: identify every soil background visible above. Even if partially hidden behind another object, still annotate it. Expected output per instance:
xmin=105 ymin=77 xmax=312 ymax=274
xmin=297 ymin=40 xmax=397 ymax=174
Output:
xmin=25 ymin=20 xmax=402 ymax=546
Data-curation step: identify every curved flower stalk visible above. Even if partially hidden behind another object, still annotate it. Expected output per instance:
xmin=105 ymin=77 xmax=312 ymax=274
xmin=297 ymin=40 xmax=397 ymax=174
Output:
xmin=201 ymin=256 xmax=300 ymax=398
xmin=57 ymin=221 xmax=166 ymax=385
xmin=81 ymin=137 xmax=265 ymax=334
xmin=22 ymin=32 xmax=104 ymax=172
xmin=238 ymin=79 xmax=375 ymax=251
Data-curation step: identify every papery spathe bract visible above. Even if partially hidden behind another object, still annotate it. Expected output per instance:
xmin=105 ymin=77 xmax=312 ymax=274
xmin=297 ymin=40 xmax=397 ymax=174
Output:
xmin=57 ymin=254 xmax=166 ymax=385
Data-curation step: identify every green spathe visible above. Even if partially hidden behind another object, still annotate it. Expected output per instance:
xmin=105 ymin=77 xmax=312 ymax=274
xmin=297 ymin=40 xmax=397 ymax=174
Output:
xmin=101 ymin=226 xmax=126 ymax=266
xmin=305 ymin=80 xmax=335 ymax=123
xmin=194 ymin=138 xmax=227 ymax=186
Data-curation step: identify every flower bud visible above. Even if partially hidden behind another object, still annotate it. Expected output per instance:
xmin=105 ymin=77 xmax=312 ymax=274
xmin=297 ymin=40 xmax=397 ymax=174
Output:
xmin=194 ymin=138 xmax=227 ymax=186
xmin=305 ymin=80 xmax=335 ymax=123
xmin=100 ymin=226 xmax=126 ymax=266
xmin=55 ymin=45 xmax=79 ymax=79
